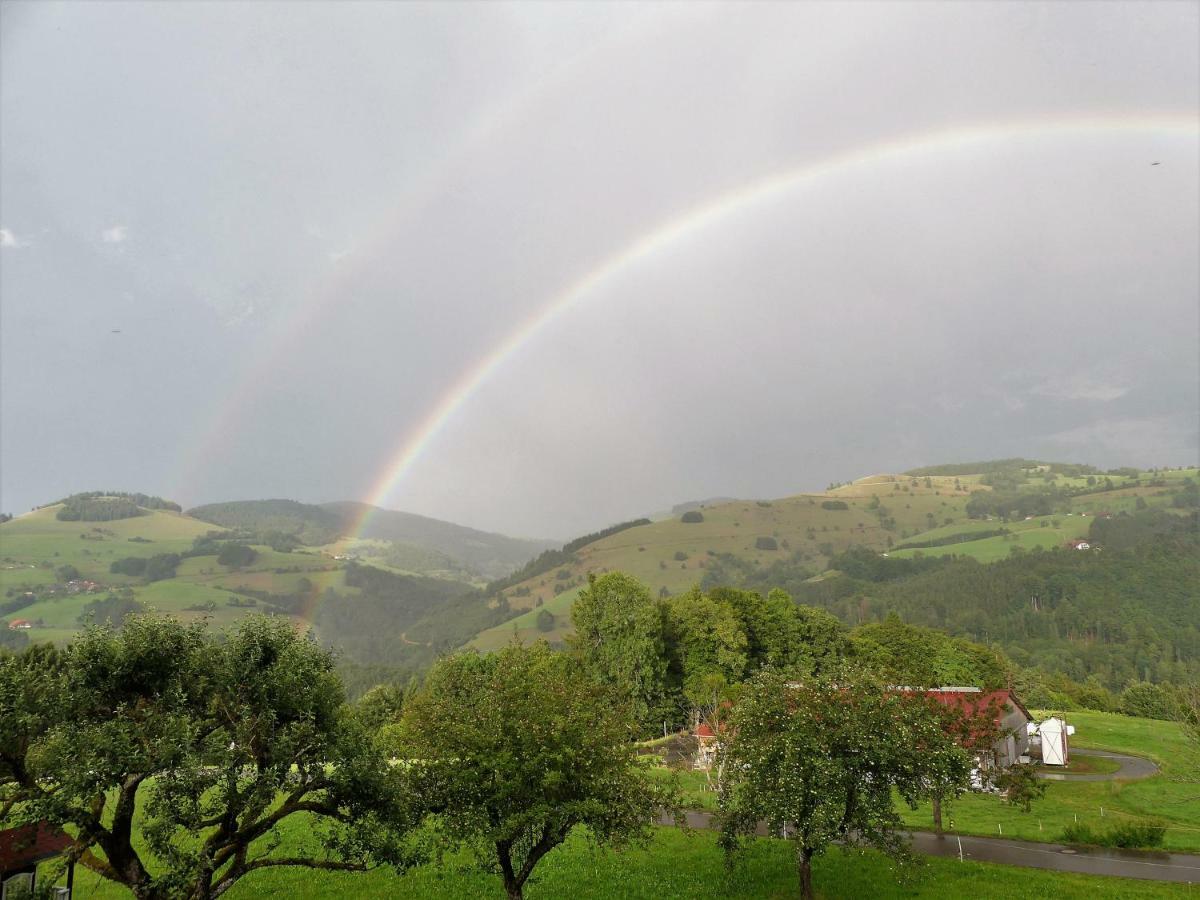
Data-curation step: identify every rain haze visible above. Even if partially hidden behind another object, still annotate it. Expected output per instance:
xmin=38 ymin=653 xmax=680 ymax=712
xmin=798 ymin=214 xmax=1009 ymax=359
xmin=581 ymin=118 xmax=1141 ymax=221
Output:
xmin=2 ymin=1 xmax=1197 ymax=538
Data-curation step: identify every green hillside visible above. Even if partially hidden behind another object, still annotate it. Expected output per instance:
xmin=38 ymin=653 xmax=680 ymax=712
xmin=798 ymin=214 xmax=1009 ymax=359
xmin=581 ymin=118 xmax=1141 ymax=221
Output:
xmin=0 ymin=500 xmax=513 ymax=678
xmin=469 ymin=464 xmax=1200 ymax=684
xmin=323 ymin=501 xmax=557 ymax=580
xmin=187 ymin=498 xmax=343 ymax=544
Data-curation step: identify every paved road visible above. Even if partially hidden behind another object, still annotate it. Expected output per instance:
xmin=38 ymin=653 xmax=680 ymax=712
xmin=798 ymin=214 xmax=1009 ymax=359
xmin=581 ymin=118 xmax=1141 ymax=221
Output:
xmin=659 ymin=810 xmax=1200 ymax=883
xmin=1037 ymin=748 xmax=1159 ymax=782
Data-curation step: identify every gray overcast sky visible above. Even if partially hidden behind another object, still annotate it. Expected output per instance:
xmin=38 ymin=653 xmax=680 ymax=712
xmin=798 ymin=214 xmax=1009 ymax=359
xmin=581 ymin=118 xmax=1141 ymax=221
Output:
xmin=2 ymin=1 xmax=1197 ymax=538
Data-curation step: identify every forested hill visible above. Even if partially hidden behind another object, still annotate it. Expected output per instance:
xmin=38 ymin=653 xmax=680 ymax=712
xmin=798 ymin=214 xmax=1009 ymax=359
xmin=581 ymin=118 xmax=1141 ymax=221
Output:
xmin=187 ymin=499 xmax=343 ymax=544
xmin=322 ymin=502 xmax=557 ymax=581
xmin=706 ymin=509 xmax=1200 ymax=694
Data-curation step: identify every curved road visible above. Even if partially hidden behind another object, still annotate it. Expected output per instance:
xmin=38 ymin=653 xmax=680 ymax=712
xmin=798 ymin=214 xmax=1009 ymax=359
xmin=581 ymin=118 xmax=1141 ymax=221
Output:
xmin=1036 ymin=748 xmax=1159 ymax=782
xmin=659 ymin=810 xmax=1200 ymax=883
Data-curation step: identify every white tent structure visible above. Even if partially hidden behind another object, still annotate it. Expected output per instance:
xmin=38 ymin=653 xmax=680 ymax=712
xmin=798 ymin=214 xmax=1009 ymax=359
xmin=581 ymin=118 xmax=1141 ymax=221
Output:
xmin=1028 ymin=716 xmax=1075 ymax=766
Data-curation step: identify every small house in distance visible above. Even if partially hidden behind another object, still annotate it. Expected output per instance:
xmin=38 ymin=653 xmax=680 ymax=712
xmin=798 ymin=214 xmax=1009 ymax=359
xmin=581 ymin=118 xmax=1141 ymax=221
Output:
xmin=0 ymin=822 xmax=75 ymax=898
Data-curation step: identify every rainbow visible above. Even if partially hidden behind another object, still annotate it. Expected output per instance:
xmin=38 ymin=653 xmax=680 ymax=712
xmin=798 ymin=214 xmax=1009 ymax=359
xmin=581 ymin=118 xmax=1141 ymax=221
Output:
xmin=342 ymin=112 xmax=1197 ymax=540
xmin=180 ymin=109 xmax=1197 ymax=593
xmin=169 ymin=7 xmax=696 ymax=507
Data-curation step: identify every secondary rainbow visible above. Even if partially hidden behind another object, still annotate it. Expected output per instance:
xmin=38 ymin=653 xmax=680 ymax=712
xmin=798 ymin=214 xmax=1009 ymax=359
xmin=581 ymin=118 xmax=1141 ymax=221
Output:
xmin=339 ymin=111 xmax=1197 ymax=542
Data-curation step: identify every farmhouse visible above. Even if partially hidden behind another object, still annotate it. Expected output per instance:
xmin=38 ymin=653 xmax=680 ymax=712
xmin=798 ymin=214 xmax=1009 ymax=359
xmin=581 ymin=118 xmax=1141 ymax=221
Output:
xmin=694 ymin=722 xmax=719 ymax=770
xmin=922 ymin=686 xmax=1032 ymax=771
xmin=1066 ymin=539 xmax=1091 ymax=550
xmin=6 ymin=619 xmax=32 ymax=630
xmin=0 ymin=822 xmax=75 ymax=899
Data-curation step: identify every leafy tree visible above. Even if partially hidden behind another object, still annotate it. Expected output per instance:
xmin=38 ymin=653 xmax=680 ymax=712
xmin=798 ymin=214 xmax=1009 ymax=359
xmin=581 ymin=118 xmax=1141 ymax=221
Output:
xmin=0 ymin=616 xmax=414 ymax=899
xmin=680 ymin=511 xmax=704 ymax=523
xmin=395 ymin=643 xmax=676 ymax=900
xmin=110 ymin=556 xmax=148 ymax=577
xmin=717 ymin=669 xmax=972 ymax=900
xmin=54 ymin=564 xmax=81 ymax=582
xmin=1120 ymin=681 xmax=1179 ymax=720
xmin=353 ymin=681 xmax=415 ymax=733
xmin=996 ymin=763 xmax=1046 ymax=812
xmin=77 ymin=593 xmax=144 ymax=627
xmin=754 ymin=536 xmax=778 ymax=551
xmin=569 ymin=573 xmax=671 ymax=731
xmin=216 ymin=542 xmax=257 ymax=569
xmin=665 ymin=587 xmax=748 ymax=700
xmin=535 ymin=608 xmax=555 ymax=632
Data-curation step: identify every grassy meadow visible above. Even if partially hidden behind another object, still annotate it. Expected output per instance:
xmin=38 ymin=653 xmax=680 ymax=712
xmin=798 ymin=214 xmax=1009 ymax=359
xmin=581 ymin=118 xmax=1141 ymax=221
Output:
xmin=46 ymin=818 xmax=1195 ymax=900
xmin=0 ymin=506 xmax=350 ymax=640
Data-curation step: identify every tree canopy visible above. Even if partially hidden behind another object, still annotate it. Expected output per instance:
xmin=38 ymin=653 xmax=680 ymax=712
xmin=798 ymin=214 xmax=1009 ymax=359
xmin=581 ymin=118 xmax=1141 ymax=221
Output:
xmin=393 ymin=642 xmax=675 ymax=900
xmin=717 ymin=669 xmax=972 ymax=900
xmin=0 ymin=615 xmax=414 ymax=899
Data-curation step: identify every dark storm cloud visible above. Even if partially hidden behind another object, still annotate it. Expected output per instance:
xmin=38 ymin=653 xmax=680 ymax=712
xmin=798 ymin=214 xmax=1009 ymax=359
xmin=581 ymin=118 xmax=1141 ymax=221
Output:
xmin=2 ymin=1 xmax=1196 ymax=535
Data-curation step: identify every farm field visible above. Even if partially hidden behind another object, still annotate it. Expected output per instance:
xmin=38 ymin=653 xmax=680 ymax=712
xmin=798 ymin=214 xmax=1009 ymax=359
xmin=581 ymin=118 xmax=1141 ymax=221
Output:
xmin=0 ymin=506 xmax=349 ymax=641
xmin=57 ymin=820 xmax=1192 ymax=899
xmin=888 ymin=515 xmax=1093 ymax=562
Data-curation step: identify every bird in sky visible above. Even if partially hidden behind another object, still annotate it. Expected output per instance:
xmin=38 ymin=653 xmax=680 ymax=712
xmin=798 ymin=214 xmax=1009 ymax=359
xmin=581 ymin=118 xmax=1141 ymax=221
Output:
xmin=1151 ymin=161 xmax=1161 ymax=166
xmin=111 ymin=329 xmax=121 ymax=334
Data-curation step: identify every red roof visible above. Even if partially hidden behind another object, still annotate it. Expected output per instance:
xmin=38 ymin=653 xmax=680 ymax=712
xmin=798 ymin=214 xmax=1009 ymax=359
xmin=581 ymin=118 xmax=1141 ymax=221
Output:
xmin=695 ymin=723 xmax=715 ymax=738
xmin=0 ymin=823 xmax=73 ymax=872
xmin=922 ymin=689 xmax=1030 ymax=723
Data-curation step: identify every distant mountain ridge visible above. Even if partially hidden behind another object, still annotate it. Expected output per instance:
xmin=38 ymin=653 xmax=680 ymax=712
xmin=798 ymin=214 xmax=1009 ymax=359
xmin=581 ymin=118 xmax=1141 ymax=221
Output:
xmin=322 ymin=501 xmax=557 ymax=581
xmin=186 ymin=498 xmax=557 ymax=580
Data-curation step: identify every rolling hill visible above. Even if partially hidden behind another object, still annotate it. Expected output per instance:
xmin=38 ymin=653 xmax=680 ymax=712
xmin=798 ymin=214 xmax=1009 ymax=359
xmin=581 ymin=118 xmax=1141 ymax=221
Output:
xmin=0 ymin=495 xmax=550 ymax=670
xmin=469 ymin=463 xmax=1200 ymax=657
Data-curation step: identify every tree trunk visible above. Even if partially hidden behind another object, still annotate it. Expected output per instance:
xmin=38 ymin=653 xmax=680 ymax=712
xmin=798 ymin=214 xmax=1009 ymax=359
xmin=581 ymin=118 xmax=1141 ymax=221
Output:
xmin=497 ymin=843 xmax=522 ymax=900
xmin=932 ymin=796 xmax=943 ymax=834
xmin=797 ymin=847 xmax=814 ymax=900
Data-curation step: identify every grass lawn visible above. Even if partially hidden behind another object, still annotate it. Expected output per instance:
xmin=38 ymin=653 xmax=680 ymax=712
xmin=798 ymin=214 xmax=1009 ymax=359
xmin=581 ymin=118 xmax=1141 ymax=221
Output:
xmin=57 ymin=822 xmax=1193 ymax=899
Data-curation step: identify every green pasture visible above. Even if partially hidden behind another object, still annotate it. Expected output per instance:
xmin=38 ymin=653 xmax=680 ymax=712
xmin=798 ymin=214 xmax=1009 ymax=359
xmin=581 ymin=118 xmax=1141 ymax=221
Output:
xmin=889 ymin=518 xmax=1092 ymax=563
xmin=501 ymin=480 xmax=979 ymax=614
xmin=52 ymin=818 xmax=1191 ymax=900
xmin=469 ymin=586 xmax=582 ymax=651
xmin=0 ymin=506 xmax=212 ymax=564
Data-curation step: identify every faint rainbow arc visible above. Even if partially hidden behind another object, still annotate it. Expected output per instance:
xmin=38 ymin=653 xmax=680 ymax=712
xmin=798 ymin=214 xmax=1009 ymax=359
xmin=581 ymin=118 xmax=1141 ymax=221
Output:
xmin=169 ymin=7 xmax=701 ymax=505
xmin=339 ymin=111 xmax=1197 ymax=545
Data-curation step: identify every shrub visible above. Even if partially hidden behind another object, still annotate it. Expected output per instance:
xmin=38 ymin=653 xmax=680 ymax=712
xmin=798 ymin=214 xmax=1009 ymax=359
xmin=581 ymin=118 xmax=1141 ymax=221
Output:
xmin=217 ymin=543 xmax=257 ymax=569
xmin=110 ymin=556 xmax=148 ymax=577
xmin=821 ymin=500 xmax=849 ymax=511
xmin=673 ymin=551 xmax=689 ymax=561
xmin=1060 ymin=821 xmax=1166 ymax=849
xmin=1120 ymin=682 xmax=1179 ymax=720
xmin=754 ymin=536 xmax=779 ymax=551
xmin=55 ymin=564 xmax=82 ymax=582
xmin=535 ymin=609 xmax=555 ymax=632
xmin=680 ymin=511 xmax=704 ymax=523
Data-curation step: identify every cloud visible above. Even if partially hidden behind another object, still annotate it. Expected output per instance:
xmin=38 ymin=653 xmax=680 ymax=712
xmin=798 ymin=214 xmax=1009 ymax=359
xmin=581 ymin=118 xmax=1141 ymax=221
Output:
xmin=1029 ymin=374 xmax=1130 ymax=403
xmin=1042 ymin=415 xmax=1197 ymax=463
xmin=101 ymin=225 xmax=128 ymax=243
xmin=0 ymin=227 xmax=31 ymax=248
